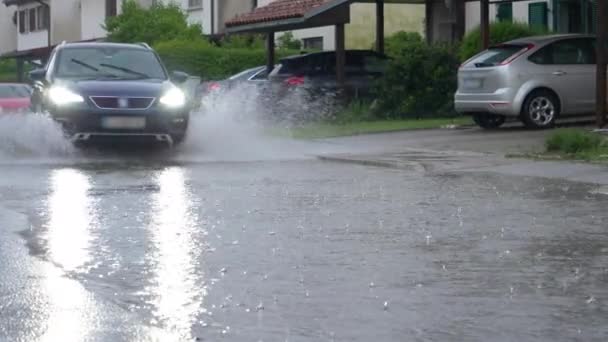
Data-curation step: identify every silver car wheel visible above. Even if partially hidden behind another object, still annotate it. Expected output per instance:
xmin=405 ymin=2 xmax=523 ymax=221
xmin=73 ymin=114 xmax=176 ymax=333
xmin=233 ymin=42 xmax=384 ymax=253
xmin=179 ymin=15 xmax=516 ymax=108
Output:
xmin=529 ymin=97 xmax=555 ymax=126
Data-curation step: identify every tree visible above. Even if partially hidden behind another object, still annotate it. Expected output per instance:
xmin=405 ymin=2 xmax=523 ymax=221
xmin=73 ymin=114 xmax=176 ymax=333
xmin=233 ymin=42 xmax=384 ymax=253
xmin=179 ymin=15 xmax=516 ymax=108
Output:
xmin=277 ymin=32 xmax=302 ymax=50
xmin=104 ymin=0 xmax=204 ymax=46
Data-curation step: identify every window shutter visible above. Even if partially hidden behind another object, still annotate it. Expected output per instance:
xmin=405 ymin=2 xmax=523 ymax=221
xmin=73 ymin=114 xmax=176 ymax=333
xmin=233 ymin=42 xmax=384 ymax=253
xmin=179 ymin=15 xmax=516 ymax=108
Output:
xmin=529 ymin=2 xmax=548 ymax=30
xmin=18 ymin=10 xmax=25 ymax=33
xmin=496 ymin=3 xmax=513 ymax=22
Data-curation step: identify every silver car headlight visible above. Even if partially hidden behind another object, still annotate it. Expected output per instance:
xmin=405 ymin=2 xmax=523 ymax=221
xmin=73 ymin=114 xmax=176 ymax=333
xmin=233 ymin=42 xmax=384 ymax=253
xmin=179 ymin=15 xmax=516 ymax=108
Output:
xmin=159 ymin=87 xmax=186 ymax=108
xmin=47 ymin=86 xmax=84 ymax=106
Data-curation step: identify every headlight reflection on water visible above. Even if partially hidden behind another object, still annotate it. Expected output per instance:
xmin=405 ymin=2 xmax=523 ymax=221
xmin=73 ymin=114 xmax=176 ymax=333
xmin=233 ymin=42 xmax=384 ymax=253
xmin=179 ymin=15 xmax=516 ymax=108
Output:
xmin=148 ymin=167 xmax=206 ymax=340
xmin=39 ymin=169 xmax=98 ymax=342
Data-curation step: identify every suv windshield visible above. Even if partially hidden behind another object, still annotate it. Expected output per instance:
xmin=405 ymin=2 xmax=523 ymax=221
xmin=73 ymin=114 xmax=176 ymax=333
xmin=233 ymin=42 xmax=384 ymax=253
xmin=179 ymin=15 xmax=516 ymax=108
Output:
xmin=465 ymin=44 xmax=528 ymax=67
xmin=55 ymin=47 xmax=167 ymax=80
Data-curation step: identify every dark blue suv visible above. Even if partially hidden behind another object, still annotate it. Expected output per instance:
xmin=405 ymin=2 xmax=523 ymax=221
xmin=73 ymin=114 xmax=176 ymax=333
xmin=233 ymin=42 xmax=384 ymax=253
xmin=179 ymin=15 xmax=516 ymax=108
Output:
xmin=30 ymin=42 xmax=191 ymax=145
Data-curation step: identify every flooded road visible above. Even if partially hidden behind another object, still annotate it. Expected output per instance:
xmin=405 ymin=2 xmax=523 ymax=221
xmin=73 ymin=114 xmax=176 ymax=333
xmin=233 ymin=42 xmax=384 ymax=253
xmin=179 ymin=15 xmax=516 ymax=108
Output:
xmin=1 ymin=152 xmax=607 ymax=341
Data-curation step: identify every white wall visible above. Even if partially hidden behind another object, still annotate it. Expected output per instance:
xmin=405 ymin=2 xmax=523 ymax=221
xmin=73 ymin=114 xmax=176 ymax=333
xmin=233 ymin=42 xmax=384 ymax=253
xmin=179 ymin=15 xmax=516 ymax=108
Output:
xmin=51 ymin=0 xmax=81 ymax=45
xmin=0 ymin=5 xmax=17 ymax=54
xmin=81 ymin=0 xmax=108 ymax=40
xmin=465 ymin=0 xmax=554 ymax=32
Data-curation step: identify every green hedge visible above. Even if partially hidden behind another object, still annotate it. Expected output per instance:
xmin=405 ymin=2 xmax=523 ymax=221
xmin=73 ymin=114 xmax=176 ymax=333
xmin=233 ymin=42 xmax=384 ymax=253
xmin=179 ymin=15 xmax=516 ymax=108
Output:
xmin=374 ymin=32 xmax=460 ymax=119
xmin=0 ymin=59 xmax=17 ymax=82
xmin=459 ymin=21 xmax=548 ymax=61
xmin=155 ymin=39 xmax=298 ymax=80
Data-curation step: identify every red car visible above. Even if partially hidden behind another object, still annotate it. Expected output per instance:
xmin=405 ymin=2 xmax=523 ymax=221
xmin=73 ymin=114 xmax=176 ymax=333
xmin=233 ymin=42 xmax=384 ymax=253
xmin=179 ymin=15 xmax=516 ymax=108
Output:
xmin=0 ymin=83 xmax=32 ymax=112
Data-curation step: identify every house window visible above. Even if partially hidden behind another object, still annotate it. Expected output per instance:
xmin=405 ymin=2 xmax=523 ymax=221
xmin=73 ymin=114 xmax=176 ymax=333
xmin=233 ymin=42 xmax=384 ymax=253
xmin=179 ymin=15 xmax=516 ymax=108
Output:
xmin=303 ymin=37 xmax=323 ymax=51
xmin=528 ymin=2 xmax=548 ymax=30
xmin=188 ymin=0 xmax=203 ymax=9
xmin=18 ymin=10 xmax=26 ymax=33
xmin=18 ymin=5 xmax=49 ymax=34
xmin=28 ymin=8 xmax=36 ymax=32
xmin=36 ymin=6 xmax=49 ymax=30
xmin=106 ymin=0 xmax=117 ymax=17
xmin=496 ymin=3 xmax=512 ymax=22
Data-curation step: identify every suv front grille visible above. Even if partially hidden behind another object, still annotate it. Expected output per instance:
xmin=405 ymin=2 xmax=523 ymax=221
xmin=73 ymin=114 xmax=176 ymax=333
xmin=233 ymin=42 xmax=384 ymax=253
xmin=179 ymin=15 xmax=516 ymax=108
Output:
xmin=90 ymin=97 xmax=155 ymax=110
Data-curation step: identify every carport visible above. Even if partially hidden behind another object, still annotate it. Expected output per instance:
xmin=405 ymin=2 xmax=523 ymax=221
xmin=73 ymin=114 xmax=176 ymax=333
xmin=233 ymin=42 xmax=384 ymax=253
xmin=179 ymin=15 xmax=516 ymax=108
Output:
xmin=474 ymin=0 xmax=606 ymax=127
xmin=226 ymin=0 xmax=606 ymax=127
xmin=225 ymin=0 xmax=463 ymax=87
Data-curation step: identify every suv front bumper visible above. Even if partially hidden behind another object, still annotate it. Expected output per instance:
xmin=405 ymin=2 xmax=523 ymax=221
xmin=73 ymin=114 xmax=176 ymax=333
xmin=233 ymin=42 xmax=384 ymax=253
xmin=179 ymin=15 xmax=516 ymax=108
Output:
xmin=49 ymin=107 xmax=189 ymax=144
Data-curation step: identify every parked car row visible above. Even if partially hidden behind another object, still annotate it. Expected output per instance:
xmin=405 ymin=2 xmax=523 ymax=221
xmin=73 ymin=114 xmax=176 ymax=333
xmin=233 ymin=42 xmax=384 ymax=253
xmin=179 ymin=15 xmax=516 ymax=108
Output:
xmin=199 ymin=49 xmax=390 ymax=102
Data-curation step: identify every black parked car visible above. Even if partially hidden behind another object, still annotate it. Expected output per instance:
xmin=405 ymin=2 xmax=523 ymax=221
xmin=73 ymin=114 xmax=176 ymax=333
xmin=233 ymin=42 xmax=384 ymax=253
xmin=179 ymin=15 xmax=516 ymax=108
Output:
xmin=268 ymin=50 xmax=389 ymax=97
xmin=30 ymin=42 xmax=191 ymax=145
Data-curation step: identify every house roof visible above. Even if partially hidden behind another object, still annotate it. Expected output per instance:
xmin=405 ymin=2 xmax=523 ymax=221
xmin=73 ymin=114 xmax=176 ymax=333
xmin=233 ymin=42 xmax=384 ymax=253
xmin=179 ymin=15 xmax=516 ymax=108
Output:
xmin=225 ymin=0 xmax=332 ymax=28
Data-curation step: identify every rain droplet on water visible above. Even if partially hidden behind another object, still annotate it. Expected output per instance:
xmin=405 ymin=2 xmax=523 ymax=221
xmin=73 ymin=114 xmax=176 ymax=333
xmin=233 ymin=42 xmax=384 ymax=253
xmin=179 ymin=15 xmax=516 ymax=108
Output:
xmin=256 ymin=302 xmax=264 ymax=311
xmin=220 ymin=267 xmax=227 ymax=274
xmin=383 ymin=301 xmax=389 ymax=311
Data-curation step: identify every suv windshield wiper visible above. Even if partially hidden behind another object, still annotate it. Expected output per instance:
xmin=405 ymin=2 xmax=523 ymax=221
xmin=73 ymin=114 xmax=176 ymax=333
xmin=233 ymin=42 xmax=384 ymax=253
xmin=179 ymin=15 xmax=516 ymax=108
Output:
xmin=99 ymin=63 xmax=150 ymax=79
xmin=71 ymin=58 xmax=100 ymax=72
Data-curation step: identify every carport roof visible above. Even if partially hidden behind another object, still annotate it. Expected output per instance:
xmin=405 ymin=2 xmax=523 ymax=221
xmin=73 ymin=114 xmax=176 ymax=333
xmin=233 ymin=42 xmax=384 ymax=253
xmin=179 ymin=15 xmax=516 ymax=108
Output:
xmin=225 ymin=0 xmax=423 ymax=33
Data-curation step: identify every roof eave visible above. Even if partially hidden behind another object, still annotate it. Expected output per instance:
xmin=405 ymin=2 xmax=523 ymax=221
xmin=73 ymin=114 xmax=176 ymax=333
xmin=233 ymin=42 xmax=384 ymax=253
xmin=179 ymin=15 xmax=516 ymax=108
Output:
xmin=226 ymin=17 xmax=306 ymax=34
xmin=4 ymin=0 xmax=43 ymax=6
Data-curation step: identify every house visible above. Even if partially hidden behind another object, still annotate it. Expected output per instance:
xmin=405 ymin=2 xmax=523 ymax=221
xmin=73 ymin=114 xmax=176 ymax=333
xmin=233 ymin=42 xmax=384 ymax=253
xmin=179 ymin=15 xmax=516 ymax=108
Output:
xmin=154 ymin=0 xmax=256 ymax=35
xmin=465 ymin=0 xmax=597 ymax=34
xmin=255 ymin=0 xmax=425 ymax=51
xmin=0 ymin=0 xmax=255 ymax=80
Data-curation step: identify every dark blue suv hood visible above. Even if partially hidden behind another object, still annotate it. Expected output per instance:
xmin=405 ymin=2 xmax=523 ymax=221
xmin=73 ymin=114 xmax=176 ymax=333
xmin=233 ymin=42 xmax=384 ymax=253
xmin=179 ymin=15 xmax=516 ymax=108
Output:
xmin=56 ymin=78 xmax=173 ymax=98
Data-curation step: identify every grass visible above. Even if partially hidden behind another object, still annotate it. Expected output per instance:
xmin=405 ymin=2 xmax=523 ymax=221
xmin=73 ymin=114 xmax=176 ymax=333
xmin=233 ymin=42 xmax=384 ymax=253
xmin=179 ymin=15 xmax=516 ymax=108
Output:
xmin=539 ymin=129 xmax=608 ymax=163
xmin=269 ymin=117 xmax=473 ymax=139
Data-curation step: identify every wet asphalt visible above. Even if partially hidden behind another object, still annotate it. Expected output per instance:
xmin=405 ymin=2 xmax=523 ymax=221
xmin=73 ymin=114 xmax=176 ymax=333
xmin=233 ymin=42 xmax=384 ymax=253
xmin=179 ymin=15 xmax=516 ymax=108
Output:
xmin=1 ymin=126 xmax=608 ymax=342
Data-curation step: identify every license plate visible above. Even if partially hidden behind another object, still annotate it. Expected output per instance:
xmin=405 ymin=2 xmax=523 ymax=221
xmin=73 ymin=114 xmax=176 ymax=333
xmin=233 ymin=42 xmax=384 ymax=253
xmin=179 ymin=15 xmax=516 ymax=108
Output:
xmin=463 ymin=79 xmax=482 ymax=89
xmin=101 ymin=117 xmax=146 ymax=130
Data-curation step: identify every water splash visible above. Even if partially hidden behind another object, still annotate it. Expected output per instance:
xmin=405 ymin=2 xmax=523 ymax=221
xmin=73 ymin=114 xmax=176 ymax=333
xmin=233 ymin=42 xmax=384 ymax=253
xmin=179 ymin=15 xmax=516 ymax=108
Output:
xmin=0 ymin=113 xmax=75 ymax=160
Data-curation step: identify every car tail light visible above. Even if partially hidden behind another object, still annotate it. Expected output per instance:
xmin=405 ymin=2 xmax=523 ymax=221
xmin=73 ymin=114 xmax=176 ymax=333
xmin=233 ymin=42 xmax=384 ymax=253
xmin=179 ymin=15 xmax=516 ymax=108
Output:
xmin=208 ymin=82 xmax=221 ymax=91
xmin=285 ymin=76 xmax=305 ymax=86
xmin=500 ymin=44 xmax=535 ymax=65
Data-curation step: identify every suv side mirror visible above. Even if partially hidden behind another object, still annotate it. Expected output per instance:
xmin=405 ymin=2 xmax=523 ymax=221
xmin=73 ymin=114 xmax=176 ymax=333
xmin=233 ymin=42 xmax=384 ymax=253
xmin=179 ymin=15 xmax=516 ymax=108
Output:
xmin=29 ymin=68 xmax=46 ymax=82
xmin=171 ymin=71 xmax=189 ymax=84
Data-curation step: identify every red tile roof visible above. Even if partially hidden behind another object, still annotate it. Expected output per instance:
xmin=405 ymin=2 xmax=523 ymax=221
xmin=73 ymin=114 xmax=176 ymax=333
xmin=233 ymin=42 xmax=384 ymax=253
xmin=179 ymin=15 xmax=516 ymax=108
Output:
xmin=226 ymin=0 xmax=332 ymax=27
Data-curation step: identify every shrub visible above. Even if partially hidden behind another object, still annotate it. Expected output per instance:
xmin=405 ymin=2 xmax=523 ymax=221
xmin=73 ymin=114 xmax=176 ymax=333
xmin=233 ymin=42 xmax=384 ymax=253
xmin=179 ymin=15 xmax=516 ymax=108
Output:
xmin=105 ymin=0 xmax=204 ymax=46
xmin=374 ymin=32 xmax=460 ymax=118
xmin=220 ymin=34 xmax=266 ymax=49
xmin=155 ymin=39 xmax=297 ymax=80
xmin=459 ymin=21 xmax=548 ymax=61
xmin=0 ymin=59 xmax=17 ymax=82
xmin=277 ymin=32 xmax=302 ymax=50
xmin=546 ymin=129 xmax=605 ymax=154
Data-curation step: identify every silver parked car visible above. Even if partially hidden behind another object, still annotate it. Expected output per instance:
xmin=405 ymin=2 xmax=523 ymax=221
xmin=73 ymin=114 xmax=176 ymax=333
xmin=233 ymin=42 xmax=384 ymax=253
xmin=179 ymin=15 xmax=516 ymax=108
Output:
xmin=455 ymin=34 xmax=596 ymax=129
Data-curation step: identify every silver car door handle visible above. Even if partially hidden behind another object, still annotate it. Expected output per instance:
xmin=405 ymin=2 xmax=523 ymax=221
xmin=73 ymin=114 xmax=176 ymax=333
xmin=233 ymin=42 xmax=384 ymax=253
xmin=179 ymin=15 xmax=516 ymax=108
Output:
xmin=552 ymin=71 xmax=566 ymax=76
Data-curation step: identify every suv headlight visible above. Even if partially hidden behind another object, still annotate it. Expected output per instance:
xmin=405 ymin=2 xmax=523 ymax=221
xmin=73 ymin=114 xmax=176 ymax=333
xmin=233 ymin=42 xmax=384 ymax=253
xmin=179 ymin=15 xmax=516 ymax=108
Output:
xmin=159 ymin=87 xmax=186 ymax=108
xmin=47 ymin=86 xmax=84 ymax=105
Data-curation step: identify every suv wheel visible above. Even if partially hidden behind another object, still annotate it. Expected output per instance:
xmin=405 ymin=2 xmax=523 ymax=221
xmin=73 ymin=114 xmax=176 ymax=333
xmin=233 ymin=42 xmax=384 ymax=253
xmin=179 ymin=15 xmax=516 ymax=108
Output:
xmin=472 ymin=113 xmax=506 ymax=129
xmin=521 ymin=90 xmax=558 ymax=129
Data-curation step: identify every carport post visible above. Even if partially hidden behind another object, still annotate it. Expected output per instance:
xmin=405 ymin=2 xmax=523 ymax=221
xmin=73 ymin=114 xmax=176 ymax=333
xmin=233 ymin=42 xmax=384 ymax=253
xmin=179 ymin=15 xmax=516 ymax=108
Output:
xmin=266 ymin=32 xmax=275 ymax=75
xmin=480 ymin=0 xmax=490 ymax=49
xmin=16 ymin=59 xmax=24 ymax=83
xmin=335 ymin=23 xmax=346 ymax=88
xmin=375 ymin=0 xmax=385 ymax=54
xmin=425 ymin=0 xmax=433 ymax=44
xmin=596 ymin=0 xmax=607 ymax=128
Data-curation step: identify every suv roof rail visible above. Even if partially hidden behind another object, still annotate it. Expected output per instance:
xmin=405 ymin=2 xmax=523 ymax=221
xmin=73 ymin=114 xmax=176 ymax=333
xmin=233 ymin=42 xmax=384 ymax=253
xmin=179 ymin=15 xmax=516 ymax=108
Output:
xmin=136 ymin=42 xmax=152 ymax=50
